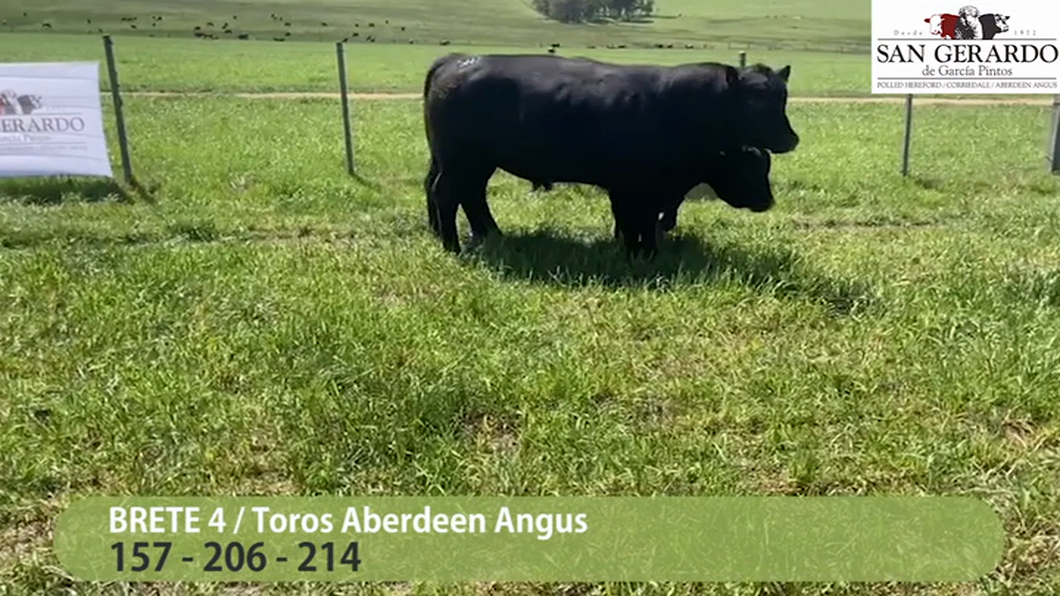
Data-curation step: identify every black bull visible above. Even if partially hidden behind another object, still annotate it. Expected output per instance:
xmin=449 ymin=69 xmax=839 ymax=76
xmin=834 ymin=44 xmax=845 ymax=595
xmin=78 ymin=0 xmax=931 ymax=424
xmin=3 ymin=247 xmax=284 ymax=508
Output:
xmin=422 ymin=53 xmax=800 ymax=255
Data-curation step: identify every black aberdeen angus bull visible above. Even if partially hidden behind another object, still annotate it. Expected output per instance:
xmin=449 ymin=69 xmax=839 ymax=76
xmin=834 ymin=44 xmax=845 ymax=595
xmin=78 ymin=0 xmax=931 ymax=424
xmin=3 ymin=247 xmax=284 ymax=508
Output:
xmin=422 ymin=52 xmax=799 ymax=257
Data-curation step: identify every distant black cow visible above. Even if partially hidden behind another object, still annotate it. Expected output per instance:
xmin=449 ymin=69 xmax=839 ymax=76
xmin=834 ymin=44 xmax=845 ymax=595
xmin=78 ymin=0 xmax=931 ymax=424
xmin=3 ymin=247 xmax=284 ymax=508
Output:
xmin=616 ymin=146 xmax=773 ymax=244
xmin=422 ymin=53 xmax=798 ymax=257
xmin=527 ymin=179 xmax=684 ymax=240
xmin=540 ymin=146 xmax=773 ymax=243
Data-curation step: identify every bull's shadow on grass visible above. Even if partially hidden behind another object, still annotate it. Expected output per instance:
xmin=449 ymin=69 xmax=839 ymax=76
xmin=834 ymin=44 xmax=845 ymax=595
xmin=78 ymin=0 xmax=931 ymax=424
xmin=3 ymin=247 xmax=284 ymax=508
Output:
xmin=469 ymin=228 xmax=877 ymax=315
xmin=0 ymin=176 xmax=146 ymax=205
xmin=911 ymin=173 xmax=1060 ymax=198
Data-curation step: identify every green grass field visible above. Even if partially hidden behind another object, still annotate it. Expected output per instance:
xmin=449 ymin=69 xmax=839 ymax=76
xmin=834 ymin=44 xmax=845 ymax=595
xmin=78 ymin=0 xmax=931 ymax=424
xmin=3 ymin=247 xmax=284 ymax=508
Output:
xmin=2 ymin=0 xmax=868 ymax=49
xmin=2 ymin=0 xmax=872 ymax=97
xmin=2 ymin=95 xmax=1060 ymax=594
xmin=3 ymin=0 xmax=1060 ymax=593
xmin=0 ymin=33 xmax=871 ymax=96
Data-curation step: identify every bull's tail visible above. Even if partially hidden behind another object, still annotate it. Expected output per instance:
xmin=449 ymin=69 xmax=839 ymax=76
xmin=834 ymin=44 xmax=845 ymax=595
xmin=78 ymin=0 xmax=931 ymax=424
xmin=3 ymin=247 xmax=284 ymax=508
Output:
xmin=423 ymin=52 xmax=466 ymax=166
xmin=422 ymin=52 xmax=466 ymax=99
xmin=423 ymin=54 xmax=465 ymax=199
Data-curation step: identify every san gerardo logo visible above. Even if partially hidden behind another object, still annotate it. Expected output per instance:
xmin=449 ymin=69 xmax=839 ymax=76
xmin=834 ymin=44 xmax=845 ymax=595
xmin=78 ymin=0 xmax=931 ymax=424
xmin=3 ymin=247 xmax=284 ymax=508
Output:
xmin=873 ymin=0 xmax=1059 ymax=93
xmin=0 ymin=89 xmax=86 ymax=135
xmin=923 ymin=6 xmax=1010 ymax=40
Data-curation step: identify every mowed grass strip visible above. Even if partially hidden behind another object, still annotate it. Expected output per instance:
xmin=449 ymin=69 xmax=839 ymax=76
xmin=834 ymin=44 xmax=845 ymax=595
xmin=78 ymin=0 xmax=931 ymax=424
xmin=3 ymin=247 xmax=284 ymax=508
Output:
xmin=1 ymin=97 xmax=1059 ymax=594
xmin=0 ymin=32 xmax=868 ymax=96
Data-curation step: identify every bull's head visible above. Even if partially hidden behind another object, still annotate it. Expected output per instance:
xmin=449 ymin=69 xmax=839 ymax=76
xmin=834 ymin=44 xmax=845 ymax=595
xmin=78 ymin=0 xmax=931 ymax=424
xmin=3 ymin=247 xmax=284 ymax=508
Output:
xmin=729 ymin=63 xmax=800 ymax=155
xmin=708 ymin=146 xmax=774 ymax=213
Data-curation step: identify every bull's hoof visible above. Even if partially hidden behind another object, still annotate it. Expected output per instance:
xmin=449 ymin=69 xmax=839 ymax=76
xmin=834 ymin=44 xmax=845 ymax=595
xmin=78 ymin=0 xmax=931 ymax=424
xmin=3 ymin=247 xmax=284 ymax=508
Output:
xmin=468 ymin=227 xmax=503 ymax=248
xmin=625 ymin=249 xmax=657 ymax=264
xmin=466 ymin=233 xmax=490 ymax=250
xmin=441 ymin=238 xmax=462 ymax=254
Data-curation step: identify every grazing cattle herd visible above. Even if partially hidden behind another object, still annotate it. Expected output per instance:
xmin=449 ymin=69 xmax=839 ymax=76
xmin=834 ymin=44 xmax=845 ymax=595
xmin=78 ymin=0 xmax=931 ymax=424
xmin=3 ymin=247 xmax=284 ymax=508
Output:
xmin=421 ymin=53 xmax=799 ymax=258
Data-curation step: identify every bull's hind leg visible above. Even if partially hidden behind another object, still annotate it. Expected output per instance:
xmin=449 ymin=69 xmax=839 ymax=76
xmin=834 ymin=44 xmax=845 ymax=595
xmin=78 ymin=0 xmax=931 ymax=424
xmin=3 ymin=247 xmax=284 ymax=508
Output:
xmin=431 ymin=169 xmax=462 ymax=253
xmin=460 ymin=168 xmax=501 ymax=246
xmin=425 ymin=158 xmax=442 ymax=236
xmin=659 ymin=207 xmax=678 ymax=233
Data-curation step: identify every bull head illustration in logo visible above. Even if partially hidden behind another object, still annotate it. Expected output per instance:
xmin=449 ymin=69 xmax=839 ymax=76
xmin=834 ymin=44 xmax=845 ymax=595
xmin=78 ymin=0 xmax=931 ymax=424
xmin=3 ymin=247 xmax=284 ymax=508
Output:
xmin=924 ymin=6 xmax=1011 ymax=40
xmin=0 ymin=89 xmax=17 ymax=115
xmin=16 ymin=94 xmax=42 ymax=115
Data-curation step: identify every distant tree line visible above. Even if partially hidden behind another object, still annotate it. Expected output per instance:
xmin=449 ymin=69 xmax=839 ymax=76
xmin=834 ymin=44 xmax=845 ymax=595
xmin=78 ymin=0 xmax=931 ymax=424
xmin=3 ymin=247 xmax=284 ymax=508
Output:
xmin=531 ymin=0 xmax=655 ymax=23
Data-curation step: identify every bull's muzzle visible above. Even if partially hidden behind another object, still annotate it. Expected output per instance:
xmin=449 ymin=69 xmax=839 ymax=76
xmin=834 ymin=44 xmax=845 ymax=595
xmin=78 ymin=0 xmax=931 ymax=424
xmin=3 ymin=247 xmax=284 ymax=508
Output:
xmin=770 ymin=131 xmax=799 ymax=154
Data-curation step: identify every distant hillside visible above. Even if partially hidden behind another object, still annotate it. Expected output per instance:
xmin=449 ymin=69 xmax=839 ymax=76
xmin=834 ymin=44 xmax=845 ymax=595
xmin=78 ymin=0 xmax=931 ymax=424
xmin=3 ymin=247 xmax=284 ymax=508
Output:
xmin=0 ymin=0 xmax=869 ymax=51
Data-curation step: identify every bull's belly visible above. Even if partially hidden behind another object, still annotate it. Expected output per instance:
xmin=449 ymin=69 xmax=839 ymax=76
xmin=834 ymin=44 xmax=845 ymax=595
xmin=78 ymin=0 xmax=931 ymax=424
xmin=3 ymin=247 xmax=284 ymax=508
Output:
xmin=493 ymin=152 xmax=635 ymax=188
xmin=497 ymin=162 xmax=601 ymax=187
xmin=479 ymin=132 xmax=684 ymax=191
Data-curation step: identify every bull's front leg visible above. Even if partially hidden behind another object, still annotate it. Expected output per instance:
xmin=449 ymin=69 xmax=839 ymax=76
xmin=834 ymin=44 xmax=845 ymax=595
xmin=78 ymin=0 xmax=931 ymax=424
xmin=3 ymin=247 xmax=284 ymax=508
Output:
xmin=609 ymin=191 xmax=657 ymax=259
xmin=638 ymin=208 xmax=661 ymax=260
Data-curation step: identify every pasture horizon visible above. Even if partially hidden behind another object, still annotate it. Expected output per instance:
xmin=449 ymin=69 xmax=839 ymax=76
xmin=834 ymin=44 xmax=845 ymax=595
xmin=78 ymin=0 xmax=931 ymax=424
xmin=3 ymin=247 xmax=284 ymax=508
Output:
xmin=2 ymin=0 xmax=869 ymax=50
xmin=2 ymin=0 xmax=1060 ymax=594
xmin=0 ymin=0 xmax=878 ymax=99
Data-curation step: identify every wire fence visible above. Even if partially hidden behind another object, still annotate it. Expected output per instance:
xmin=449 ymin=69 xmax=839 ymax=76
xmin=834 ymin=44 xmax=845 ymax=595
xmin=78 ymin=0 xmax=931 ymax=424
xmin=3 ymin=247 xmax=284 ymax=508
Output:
xmin=90 ymin=35 xmax=1060 ymax=187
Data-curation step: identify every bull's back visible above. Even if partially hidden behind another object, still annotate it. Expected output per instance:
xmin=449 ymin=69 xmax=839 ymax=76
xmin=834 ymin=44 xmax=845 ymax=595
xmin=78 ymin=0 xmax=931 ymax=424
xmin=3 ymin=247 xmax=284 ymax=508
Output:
xmin=443 ymin=58 xmax=660 ymax=145
xmin=501 ymin=58 xmax=669 ymax=180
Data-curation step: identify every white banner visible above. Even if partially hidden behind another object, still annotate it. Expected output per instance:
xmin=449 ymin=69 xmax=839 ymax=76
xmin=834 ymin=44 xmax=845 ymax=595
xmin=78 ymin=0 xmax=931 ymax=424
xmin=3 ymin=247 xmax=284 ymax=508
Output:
xmin=0 ymin=62 xmax=113 ymax=177
xmin=871 ymin=0 xmax=1060 ymax=94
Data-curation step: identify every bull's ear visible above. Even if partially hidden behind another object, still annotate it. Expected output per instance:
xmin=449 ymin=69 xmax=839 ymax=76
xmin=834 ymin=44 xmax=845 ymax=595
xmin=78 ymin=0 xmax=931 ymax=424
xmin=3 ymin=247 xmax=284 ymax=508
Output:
xmin=724 ymin=65 xmax=740 ymax=88
xmin=924 ymin=17 xmax=930 ymax=23
xmin=777 ymin=65 xmax=791 ymax=82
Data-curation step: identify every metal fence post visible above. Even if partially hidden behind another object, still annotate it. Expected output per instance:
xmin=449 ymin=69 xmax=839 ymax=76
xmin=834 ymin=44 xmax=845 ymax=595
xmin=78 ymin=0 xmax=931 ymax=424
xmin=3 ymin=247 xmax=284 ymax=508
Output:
xmin=102 ymin=35 xmax=133 ymax=184
xmin=336 ymin=42 xmax=354 ymax=175
xmin=901 ymin=94 xmax=913 ymax=177
xmin=1049 ymin=94 xmax=1060 ymax=174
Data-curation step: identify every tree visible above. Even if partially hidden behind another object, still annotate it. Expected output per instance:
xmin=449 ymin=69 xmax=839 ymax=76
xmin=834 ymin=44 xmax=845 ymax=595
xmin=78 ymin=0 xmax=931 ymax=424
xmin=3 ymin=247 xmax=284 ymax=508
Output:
xmin=532 ymin=0 xmax=653 ymax=23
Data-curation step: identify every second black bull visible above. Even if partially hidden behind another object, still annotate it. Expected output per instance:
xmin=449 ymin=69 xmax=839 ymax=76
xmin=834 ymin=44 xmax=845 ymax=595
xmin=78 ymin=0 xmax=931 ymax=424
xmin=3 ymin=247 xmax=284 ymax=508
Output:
xmin=422 ymin=53 xmax=800 ymax=256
